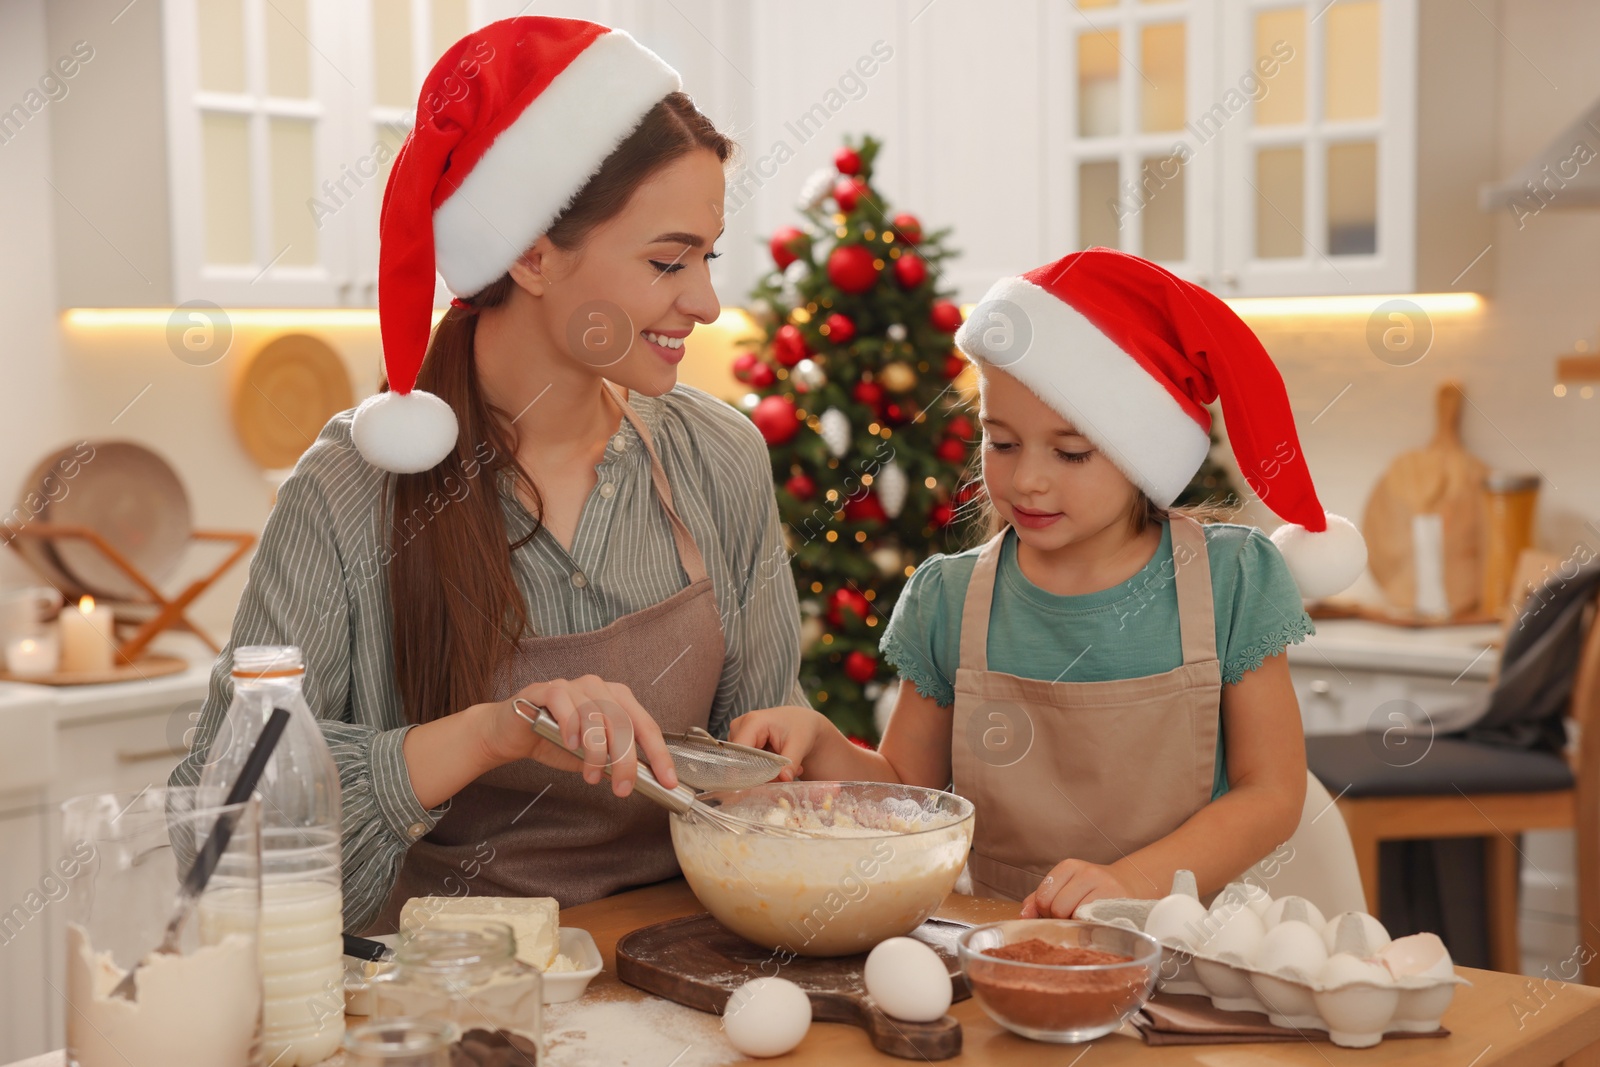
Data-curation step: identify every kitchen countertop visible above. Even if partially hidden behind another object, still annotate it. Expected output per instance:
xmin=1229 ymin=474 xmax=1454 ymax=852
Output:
xmin=13 ymin=879 xmax=1600 ymax=1066
xmin=1289 ymin=618 xmax=1503 ymax=680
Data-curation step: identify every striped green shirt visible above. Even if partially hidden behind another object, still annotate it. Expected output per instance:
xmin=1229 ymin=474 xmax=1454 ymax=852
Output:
xmin=171 ymin=385 xmax=807 ymax=932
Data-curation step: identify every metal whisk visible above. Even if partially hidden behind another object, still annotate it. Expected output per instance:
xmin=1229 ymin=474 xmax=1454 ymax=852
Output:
xmin=509 ymin=699 xmax=815 ymax=839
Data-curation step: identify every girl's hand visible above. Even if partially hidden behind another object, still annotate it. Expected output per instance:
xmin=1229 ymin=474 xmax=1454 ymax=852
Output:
xmin=1019 ymin=859 xmax=1130 ymax=918
xmin=728 ymin=706 xmax=826 ymax=780
xmin=477 ymin=676 xmax=679 ymax=796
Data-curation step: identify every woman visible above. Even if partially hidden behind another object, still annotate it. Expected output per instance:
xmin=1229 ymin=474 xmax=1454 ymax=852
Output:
xmin=172 ymin=17 xmax=807 ymax=934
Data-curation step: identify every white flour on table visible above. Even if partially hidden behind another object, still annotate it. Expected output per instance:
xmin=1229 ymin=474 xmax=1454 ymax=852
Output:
xmin=544 ymin=991 xmax=743 ymax=1067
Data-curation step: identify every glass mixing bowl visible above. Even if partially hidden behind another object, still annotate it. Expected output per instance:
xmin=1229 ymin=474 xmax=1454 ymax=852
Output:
xmin=670 ymin=782 xmax=975 ymax=957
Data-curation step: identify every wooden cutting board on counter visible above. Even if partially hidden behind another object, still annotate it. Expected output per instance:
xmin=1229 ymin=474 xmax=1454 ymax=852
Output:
xmin=1362 ymin=380 xmax=1487 ymax=617
xmin=616 ymin=912 xmax=972 ymax=1060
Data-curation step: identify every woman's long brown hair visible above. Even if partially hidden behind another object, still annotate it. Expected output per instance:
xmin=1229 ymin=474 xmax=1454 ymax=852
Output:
xmin=384 ymin=92 xmax=734 ymax=724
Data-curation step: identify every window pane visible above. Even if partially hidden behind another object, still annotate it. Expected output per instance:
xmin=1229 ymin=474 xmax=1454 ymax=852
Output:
xmin=1140 ymin=23 xmax=1185 ymax=133
xmin=373 ymin=0 xmax=414 ymax=109
xmin=270 ymin=118 xmax=318 ymax=266
xmin=1254 ymin=8 xmax=1305 ymax=126
xmin=1139 ymin=153 xmax=1186 ymax=262
xmin=202 ymin=112 xmax=252 ymax=264
xmin=265 ymin=0 xmax=311 ymax=98
xmin=1078 ymin=160 xmax=1121 ymax=249
xmin=1327 ymin=140 xmax=1377 ymax=254
xmin=431 ymin=0 xmax=471 ymax=60
xmin=196 ymin=0 xmax=246 ymax=93
xmin=1325 ymin=1 xmax=1380 ymax=121
xmin=1078 ymin=31 xmax=1121 ymax=137
xmin=1255 ymin=146 xmax=1304 ymax=259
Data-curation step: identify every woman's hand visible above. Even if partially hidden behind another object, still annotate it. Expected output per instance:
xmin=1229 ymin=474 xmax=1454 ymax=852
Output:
xmin=1019 ymin=859 xmax=1131 ymax=918
xmin=728 ymin=706 xmax=828 ymax=780
xmin=476 ymin=675 xmax=679 ymax=796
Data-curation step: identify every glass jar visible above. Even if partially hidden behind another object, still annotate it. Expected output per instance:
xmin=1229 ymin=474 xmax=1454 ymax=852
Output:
xmin=370 ymin=921 xmax=543 ymax=1065
xmin=199 ymin=645 xmax=344 ymax=1066
xmin=342 ymin=1019 xmax=455 ymax=1067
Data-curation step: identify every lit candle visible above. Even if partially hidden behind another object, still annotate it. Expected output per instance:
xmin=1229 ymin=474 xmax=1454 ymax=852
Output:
xmin=59 ymin=596 xmax=115 ymax=673
xmin=5 ymin=632 xmax=60 ymax=677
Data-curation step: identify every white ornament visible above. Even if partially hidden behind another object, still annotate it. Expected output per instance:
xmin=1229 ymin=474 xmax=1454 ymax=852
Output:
xmin=876 ymin=461 xmax=909 ymax=518
xmin=351 ymin=389 xmax=458 ymax=473
xmin=869 ymin=545 xmax=903 ymax=577
xmin=796 ymin=167 xmax=836 ymax=211
xmin=791 ymin=359 xmax=826 ymax=393
xmin=886 ymin=323 xmax=907 ymax=342
xmin=874 ymin=684 xmax=898 ymax=736
xmin=819 ymin=408 xmax=851 ymax=458
xmin=780 ymin=259 xmax=809 ymax=305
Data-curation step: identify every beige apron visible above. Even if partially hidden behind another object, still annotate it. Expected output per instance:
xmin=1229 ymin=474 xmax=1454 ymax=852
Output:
xmin=950 ymin=516 xmax=1222 ymax=901
xmin=372 ymin=389 xmax=725 ymax=930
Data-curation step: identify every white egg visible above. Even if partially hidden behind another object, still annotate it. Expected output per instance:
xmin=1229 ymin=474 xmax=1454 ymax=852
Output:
xmin=1214 ymin=881 xmax=1272 ymax=918
xmin=1319 ymin=952 xmax=1395 ymax=988
xmin=1201 ymin=901 xmax=1266 ymax=960
xmin=1321 ymin=912 xmax=1392 ymax=957
xmin=864 ymin=937 xmax=953 ymax=1022
xmin=1255 ymin=919 xmax=1329 ymax=979
xmin=722 ymin=977 xmax=812 ymax=1058
xmin=1144 ymin=893 xmax=1209 ymax=949
xmin=1378 ymin=932 xmax=1453 ymax=980
xmin=1263 ymin=895 xmax=1326 ymax=931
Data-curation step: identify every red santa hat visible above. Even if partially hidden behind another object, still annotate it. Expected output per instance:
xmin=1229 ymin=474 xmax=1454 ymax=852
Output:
xmin=955 ymin=247 xmax=1367 ymax=599
xmin=352 ymin=17 xmax=681 ymax=473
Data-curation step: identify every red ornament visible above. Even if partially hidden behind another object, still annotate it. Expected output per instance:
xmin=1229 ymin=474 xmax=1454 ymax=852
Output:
xmin=769 ymin=225 xmax=807 ymax=270
xmin=943 ymin=351 xmax=967 ymax=379
xmin=827 ymin=587 xmax=871 ymax=627
xmin=834 ymin=146 xmax=862 ymax=176
xmin=731 ymin=352 xmax=758 ymax=383
xmin=843 ymin=492 xmax=888 ymax=524
xmin=785 ymin=472 xmax=817 ymax=500
xmin=930 ymin=300 xmax=964 ymax=333
xmin=936 ymin=437 xmax=967 ymax=463
xmin=946 ymin=415 xmax=975 ymax=440
xmin=823 ymin=313 xmax=856 ymax=346
xmin=955 ymin=481 xmax=982 ymax=506
xmin=827 ymin=245 xmax=879 ymax=294
xmin=832 ymin=177 xmax=870 ymax=212
xmin=844 ymin=651 xmax=878 ymax=683
xmin=773 ymin=324 xmax=810 ymax=367
xmin=893 ymin=213 xmax=923 ymax=244
xmin=852 ymin=381 xmax=885 ymax=407
xmin=883 ymin=402 xmax=907 ymax=425
xmin=931 ymin=501 xmax=956 ymax=527
xmin=749 ymin=363 xmax=776 ymax=388
xmin=847 ymin=734 xmax=877 ymax=750
xmin=893 ymin=253 xmax=927 ymax=289
xmin=752 ymin=395 xmax=799 ymax=445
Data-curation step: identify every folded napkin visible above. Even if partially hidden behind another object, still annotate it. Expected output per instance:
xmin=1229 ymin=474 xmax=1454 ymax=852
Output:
xmin=1134 ymin=993 xmax=1449 ymax=1046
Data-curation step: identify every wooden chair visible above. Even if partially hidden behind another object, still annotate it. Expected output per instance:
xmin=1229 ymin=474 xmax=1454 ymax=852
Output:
xmin=1306 ymin=587 xmax=1600 ymax=982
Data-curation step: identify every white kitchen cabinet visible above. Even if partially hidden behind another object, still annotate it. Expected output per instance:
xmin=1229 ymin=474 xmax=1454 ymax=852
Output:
xmin=0 ymin=796 xmax=49 ymax=1065
xmin=48 ymin=0 xmax=492 ymax=309
xmin=1044 ymin=0 xmax=1498 ymax=297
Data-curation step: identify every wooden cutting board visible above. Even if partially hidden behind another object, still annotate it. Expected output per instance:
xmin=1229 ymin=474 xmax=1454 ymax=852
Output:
xmin=1362 ymin=380 xmax=1487 ymax=617
xmin=615 ymin=912 xmax=972 ymax=1060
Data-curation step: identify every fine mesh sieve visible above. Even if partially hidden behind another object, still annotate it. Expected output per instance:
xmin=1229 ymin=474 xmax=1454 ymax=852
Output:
xmin=660 ymin=727 xmax=792 ymax=791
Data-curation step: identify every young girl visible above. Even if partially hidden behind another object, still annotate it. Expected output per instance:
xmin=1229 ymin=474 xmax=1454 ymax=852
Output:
xmin=732 ymin=247 xmax=1367 ymax=917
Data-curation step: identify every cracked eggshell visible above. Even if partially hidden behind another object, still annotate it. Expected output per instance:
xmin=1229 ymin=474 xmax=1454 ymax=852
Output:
xmin=1144 ymin=893 xmax=1209 ymax=950
xmin=1263 ymin=896 xmax=1326 ymax=931
xmin=1379 ymin=933 xmax=1453 ymax=982
xmin=1255 ymin=920 xmax=1329 ymax=980
xmin=1322 ymin=911 xmax=1391 ymax=957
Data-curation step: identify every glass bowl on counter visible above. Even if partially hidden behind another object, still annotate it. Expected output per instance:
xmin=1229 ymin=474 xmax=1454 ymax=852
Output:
xmin=957 ymin=919 xmax=1160 ymax=1043
xmin=670 ymin=781 xmax=974 ymax=957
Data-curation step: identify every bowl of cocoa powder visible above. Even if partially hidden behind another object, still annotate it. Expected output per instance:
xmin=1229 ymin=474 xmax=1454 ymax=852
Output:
xmin=957 ymin=920 xmax=1160 ymax=1043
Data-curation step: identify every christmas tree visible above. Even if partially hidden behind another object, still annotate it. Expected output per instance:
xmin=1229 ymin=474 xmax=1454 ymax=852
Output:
xmin=737 ymin=136 xmax=975 ymax=742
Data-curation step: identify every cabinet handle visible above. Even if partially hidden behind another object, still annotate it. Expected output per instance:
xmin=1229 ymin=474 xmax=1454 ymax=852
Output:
xmin=117 ymin=745 xmax=189 ymax=765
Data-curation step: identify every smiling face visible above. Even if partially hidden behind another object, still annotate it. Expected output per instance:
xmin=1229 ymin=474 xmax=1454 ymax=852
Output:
xmin=978 ymin=364 xmax=1145 ymax=552
xmin=510 ymin=147 xmax=726 ymax=396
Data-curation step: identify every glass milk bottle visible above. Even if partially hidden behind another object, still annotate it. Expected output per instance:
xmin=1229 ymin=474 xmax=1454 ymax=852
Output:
xmin=200 ymin=645 xmax=345 ymax=1065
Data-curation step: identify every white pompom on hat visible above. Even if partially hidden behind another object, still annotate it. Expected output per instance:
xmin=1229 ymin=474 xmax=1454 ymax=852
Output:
xmin=354 ymin=16 xmax=681 ymax=473
xmin=955 ymin=247 xmax=1367 ymax=599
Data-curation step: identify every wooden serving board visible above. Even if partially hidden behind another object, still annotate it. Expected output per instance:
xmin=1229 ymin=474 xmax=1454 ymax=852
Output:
xmin=616 ymin=912 xmax=972 ymax=1061
xmin=0 ymin=652 xmax=188 ymax=686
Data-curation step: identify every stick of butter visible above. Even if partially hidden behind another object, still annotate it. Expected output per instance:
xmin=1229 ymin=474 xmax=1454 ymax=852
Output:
xmin=399 ymin=896 xmax=559 ymax=971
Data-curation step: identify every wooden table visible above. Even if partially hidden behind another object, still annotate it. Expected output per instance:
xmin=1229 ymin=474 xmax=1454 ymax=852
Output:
xmin=13 ymin=880 xmax=1600 ymax=1067
xmin=563 ymin=880 xmax=1600 ymax=1067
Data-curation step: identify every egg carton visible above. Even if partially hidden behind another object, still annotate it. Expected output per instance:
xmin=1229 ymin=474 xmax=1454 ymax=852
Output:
xmin=1076 ymin=871 xmax=1467 ymax=1048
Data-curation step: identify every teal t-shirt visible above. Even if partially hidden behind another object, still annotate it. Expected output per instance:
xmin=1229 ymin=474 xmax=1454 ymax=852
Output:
xmin=879 ymin=521 xmax=1314 ymax=799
